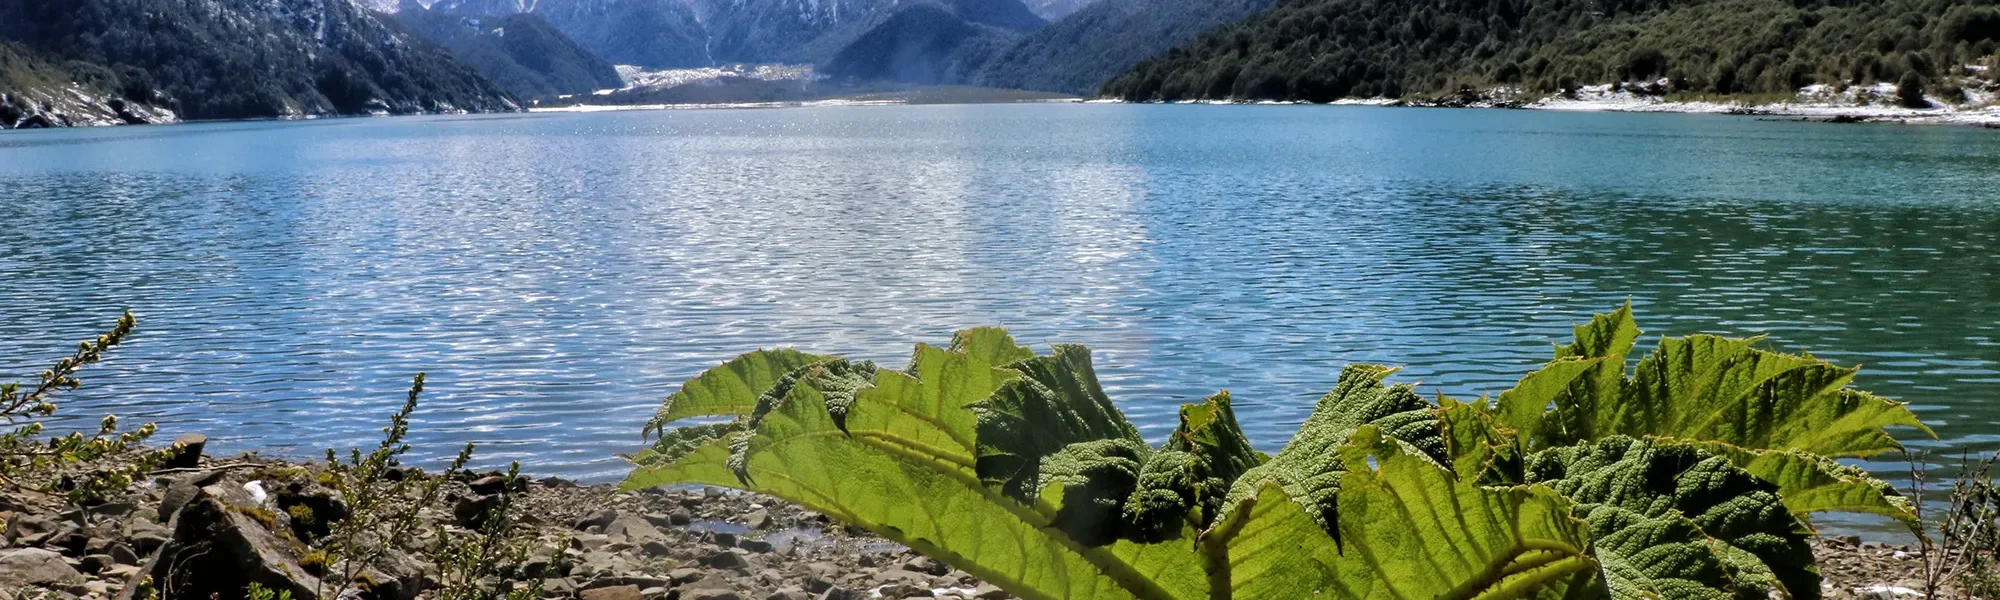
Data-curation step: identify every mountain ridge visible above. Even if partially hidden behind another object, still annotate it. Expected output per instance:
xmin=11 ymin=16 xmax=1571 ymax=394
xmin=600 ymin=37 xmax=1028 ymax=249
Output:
xmin=0 ymin=0 xmax=517 ymax=121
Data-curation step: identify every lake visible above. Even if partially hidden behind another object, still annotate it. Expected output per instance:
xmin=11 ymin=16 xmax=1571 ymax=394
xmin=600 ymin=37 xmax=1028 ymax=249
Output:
xmin=3 ymin=105 xmax=1996 ymax=528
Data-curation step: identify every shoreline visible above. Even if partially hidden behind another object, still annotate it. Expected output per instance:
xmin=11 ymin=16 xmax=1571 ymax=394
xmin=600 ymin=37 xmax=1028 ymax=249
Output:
xmin=0 ymin=443 xmax=1965 ymax=600
xmin=7 ymin=92 xmax=1996 ymax=131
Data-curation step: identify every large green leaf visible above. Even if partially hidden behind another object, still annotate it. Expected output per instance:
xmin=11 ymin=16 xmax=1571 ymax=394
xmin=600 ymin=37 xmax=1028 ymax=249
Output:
xmin=1214 ymin=425 xmax=1595 ymax=599
xmin=1510 ymin=306 xmax=1932 ymax=456
xmin=625 ymin=330 xmax=1209 ymax=600
xmin=1222 ymin=365 xmax=1444 ymax=534
xmin=971 ymin=344 xmax=1155 ymax=545
xmin=1526 ymin=437 xmax=1820 ymax=600
xmin=642 ymin=348 xmax=831 ymax=439
xmin=1691 ymin=441 xmax=1918 ymax=533
xmin=1126 ymin=392 xmax=1267 ymax=541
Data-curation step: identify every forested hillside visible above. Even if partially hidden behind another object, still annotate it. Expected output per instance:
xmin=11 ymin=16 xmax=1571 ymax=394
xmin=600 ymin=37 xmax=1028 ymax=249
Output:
xmin=0 ymin=0 xmax=516 ymax=120
xmin=1102 ymin=0 xmax=2000 ymax=102
xmin=974 ymin=0 xmax=1272 ymax=94
xmin=394 ymin=11 xmax=625 ymax=98
xmin=1 ymin=41 xmax=175 ymax=127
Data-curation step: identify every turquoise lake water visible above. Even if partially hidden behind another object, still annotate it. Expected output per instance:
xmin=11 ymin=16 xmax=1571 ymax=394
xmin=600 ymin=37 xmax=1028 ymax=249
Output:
xmin=3 ymin=105 xmax=1997 ymax=532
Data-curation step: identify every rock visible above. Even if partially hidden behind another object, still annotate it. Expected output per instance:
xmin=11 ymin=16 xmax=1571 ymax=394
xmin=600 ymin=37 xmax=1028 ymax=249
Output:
xmin=971 ymin=584 xmax=1008 ymax=599
xmin=902 ymin=556 xmax=949 ymax=577
xmin=126 ymin=529 xmax=169 ymax=557
xmin=87 ymin=502 xmax=138 ymax=519
xmin=578 ymin=584 xmax=644 ymax=600
xmin=766 ymin=589 xmax=811 ymax=600
xmin=878 ymin=583 xmax=932 ymax=598
xmin=273 ymin=486 xmax=346 ymax=541
xmin=360 ymin=548 xmax=428 ymax=600
xmin=803 ymin=576 xmax=834 ymax=594
xmin=744 ymin=508 xmax=772 ymax=530
xmin=817 ymin=588 xmax=867 ymax=600
xmin=156 ymin=470 xmax=226 ymax=520
xmin=709 ymin=531 xmax=738 ymax=549
xmin=669 ymin=510 xmax=693 ymax=526
xmin=640 ymin=540 xmax=672 ymax=557
xmin=107 ymin=543 xmax=139 ymax=566
xmin=684 ymin=590 xmax=745 ymax=600
xmin=572 ymin=533 xmax=612 ymax=551
xmin=454 ymin=493 xmax=504 ymax=529
xmin=0 ymin=548 xmax=86 ymax=589
xmin=43 ymin=526 xmax=89 ymax=556
xmin=573 ymin=510 xmax=618 ymax=531
xmin=2 ymin=515 xmax=56 ymax=547
xmin=541 ymin=578 xmax=579 ymax=598
xmin=468 ymin=476 xmax=511 ymax=496
xmin=588 ymin=576 xmax=671 ymax=590
xmin=640 ymin=588 xmax=672 ymax=600
xmin=872 ymin=570 xmax=931 ymax=589
xmin=114 ymin=485 xmax=319 ymax=600
xmin=805 ymin=563 xmax=841 ymax=580
xmin=702 ymin=549 xmax=751 ymax=570
xmin=605 ymin=515 xmax=666 ymax=544
xmin=78 ymin=554 xmax=116 ymax=574
xmin=738 ymin=539 xmax=774 ymax=553
xmin=162 ymin=433 xmax=207 ymax=470
xmin=668 ymin=567 xmax=704 ymax=584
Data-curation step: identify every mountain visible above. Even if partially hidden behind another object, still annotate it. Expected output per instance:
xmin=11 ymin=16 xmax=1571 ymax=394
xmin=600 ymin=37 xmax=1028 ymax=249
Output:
xmin=393 ymin=11 xmax=625 ymax=98
xmin=428 ymin=0 xmax=1036 ymax=73
xmin=531 ymin=0 xmax=714 ymax=67
xmin=0 ymin=0 xmax=516 ymax=121
xmin=1021 ymin=0 xmax=1094 ymax=21
xmin=822 ymin=0 xmax=1044 ymax=84
xmin=1102 ymin=0 xmax=2000 ymax=102
xmin=1 ymin=41 xmax=175 ymax=128
xmin=973 ymin=0 xmax=1271 ymax=94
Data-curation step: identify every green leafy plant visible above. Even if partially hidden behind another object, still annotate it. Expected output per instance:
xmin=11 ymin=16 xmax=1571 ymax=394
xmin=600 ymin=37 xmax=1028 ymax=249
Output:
xmin=318 ymin=373 xmax=474 ymax=600
xmin=433 ymin=462 xmax=570 ymax=600
xmin=625 ymin=305 xmax=1928 ymax=600
xmin=246 ymin=582 xmax=294 ymax=600
xmin=0 ymin=312 xmax=184 ymax=508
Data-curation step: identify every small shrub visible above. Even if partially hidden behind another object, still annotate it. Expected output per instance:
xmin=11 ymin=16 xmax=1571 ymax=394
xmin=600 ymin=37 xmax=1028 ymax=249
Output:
xmin=1900 ymin=70 xmax=1931 ymax=107
xmin=316 ymin=373 xmax=473 ymax=600
xmin=433 ymin=462 xmax=569 ymax=600
xmin=1912 ymin=452 xmax=2000 ymax=598
xmin=0 ymin=312 xmax=182 ymax=509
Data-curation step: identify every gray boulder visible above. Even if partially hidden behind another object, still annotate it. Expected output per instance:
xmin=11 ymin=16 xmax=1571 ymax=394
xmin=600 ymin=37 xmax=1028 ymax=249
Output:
xmin=115 ymin=484 xmax=319 ymax=600
xmin=0 ymin=548 xmax=86 ymax=590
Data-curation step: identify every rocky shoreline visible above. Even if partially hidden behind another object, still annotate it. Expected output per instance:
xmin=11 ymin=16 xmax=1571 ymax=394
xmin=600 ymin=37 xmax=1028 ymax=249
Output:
xmin=0 ymin=442 xmax=1960 ymax=600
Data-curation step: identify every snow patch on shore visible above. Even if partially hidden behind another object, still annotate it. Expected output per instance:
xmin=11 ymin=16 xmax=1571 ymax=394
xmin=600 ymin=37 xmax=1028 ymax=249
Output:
xmin=1524 ymin=80 xmax=2000 ymax=126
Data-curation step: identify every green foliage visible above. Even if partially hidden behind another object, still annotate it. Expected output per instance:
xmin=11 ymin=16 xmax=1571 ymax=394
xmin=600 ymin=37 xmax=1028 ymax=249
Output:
xmin=1901 ymin=70 xmax=1932 ymax=107
xmin=0 ymin=312 xmax=180 ymax=508
xmin=629 ymin=307 xmax=1926 ymax=600
xmin=318 ymin=373 xmax=474 ymax=600
xmin=1102 ymin=0 xmax=2000 ymax=102
xmin=246 ymin=582 xmax=293 ymax=600
xmin=972 ymin=0 xmax=1274 ymax=94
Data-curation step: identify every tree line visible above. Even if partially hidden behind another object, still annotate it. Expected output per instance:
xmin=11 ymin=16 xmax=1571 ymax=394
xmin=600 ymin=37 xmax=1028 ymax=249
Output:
xmin=1101 ymin=0 xmax=2000 ymax=103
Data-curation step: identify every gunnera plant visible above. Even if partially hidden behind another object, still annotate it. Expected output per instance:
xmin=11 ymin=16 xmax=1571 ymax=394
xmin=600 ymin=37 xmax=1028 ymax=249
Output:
xmin=625 ymin=304 xmax=1930 ymax=600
